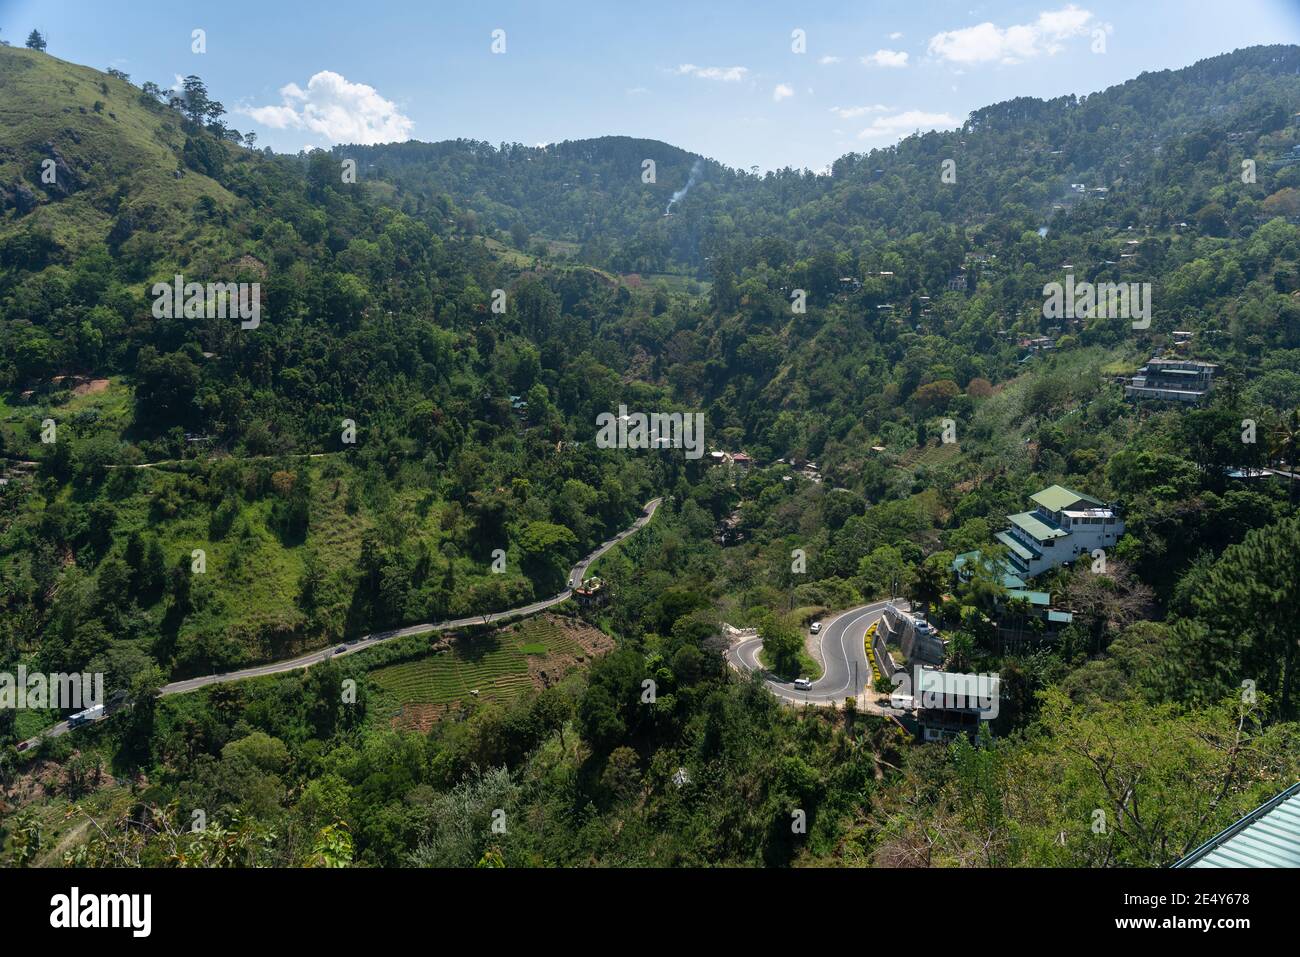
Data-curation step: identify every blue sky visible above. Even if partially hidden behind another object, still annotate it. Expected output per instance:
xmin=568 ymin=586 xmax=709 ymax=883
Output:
xmin=4 ymin=0 xmax=1299 ymax=170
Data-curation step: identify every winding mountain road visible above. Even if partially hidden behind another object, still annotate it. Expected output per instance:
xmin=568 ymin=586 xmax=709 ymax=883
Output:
xmin=727 ymin=599 xmax=909 ymax=710
xmin=19 ymin=497 xmax=662 ymax=749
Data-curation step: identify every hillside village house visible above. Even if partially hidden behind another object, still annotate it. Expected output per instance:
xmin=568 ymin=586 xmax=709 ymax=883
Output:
xmin=706 ymin=450 xmax=753 ymax=472
xmin=994 ymin=485 xmax=1125 ymax=579
xmin=1124 ymin=357 xmax=1218 ymax=404
xmin=947 ymin=485 xmax=1118 ymax=648
xmin=573 ymin=577 xmax=607 ymax=609
xmin=869 ymin=605 xmax=1006 ymax=742
xmin=953 ymin=484 xmax=1123 ymax=588
xmin=911 ymin=670 xmax=1003 ymax=743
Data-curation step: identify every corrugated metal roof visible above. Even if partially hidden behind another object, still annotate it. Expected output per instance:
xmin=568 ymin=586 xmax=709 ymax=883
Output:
xmin=1174 ymin=781 xmax=1300 ymax=868
xmin=1005 ymin=588 xmax=1052 ymax=606
xmin=1031 ymin=484 xmax=1105 ymax=512
xmin=951 ymin=550 xmax=1026 ymax=589
xmin=915 ymin=669 xmax=1001 ymax=704
xmin=996 ymin=530 xmax=1038 ymax=561
xmin=1009 ymin=511 xmax=1068 ymax=541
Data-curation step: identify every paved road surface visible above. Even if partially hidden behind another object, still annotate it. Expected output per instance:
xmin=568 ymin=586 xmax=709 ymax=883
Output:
xmin=728 ymin=599 xmax=910 ymax=711
xmin=19 ymin=497 xmax=663 ymax=749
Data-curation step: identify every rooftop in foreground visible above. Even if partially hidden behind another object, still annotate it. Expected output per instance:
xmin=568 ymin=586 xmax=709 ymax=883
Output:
xmin=1173 ymin=781 xmax=1300 ymax=868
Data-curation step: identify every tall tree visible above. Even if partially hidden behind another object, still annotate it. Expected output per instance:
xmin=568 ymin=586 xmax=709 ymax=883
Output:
xmin=1179 ymin=515 xmax=1300 ymax=719
xmin=179 ymin=75 xmax=211 ymax=124
xmin=759 ymin=615 xmax=804 ymax=680
xmin=1270 ymin=408 xmax=1300 ymax=509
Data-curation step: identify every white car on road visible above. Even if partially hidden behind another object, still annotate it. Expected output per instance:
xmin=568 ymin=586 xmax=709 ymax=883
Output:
xmin=793 ymin=677 xmax=813 ymax=690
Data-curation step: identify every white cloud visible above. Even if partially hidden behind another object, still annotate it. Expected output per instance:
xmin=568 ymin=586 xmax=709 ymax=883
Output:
xmin=889 ymin=32 xmax=904 ymax=40
xmin=927 ymin=5 xmax=1096 ymax=65
xmin=818 ymin=55 xmax=841 ymax=64
xmin=863 ymin=49 xmax=909 ymax=68
xmin=675 ymin=63 xmax=749 ymax=82
xmin=829 ymin=104 xmax=891 ymax=119
xmin=246 ymin=104 xmax=302 ymax=128
xmin=857 ymin=109 xmax=960 ymax=141
xmin=626 ymin=86 xmax=649 ymax=95
xmin=241 ymin=71 xmax=413 ymax=145
xmin=773 ymin=83 xmax=794 ymax=102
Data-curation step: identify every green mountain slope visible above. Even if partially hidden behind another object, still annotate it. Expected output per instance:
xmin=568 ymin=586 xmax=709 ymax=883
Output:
xmin=0 ymin=48 xmax=663 ymax=690
xmin=1 ymin=41 xmax=1299 ymax=872
xmin=348 ymin=45 xmax=1300 ymax=275
xmin=0 ymin=45 xmax=237 ymax=257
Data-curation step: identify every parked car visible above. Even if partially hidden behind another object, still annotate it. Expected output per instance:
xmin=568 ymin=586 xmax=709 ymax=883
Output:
xmin=793 ymin=677 xmax=813 ymax=690
xmin=809 ymin=622 xmax=822 ymax=634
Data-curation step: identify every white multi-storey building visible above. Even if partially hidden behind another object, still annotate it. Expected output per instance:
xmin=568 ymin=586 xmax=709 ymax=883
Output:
xmin=1124 ymin=358 xmax=1218 ymax=405
xmin=995 ymin=485 xmax=1125 ymax=579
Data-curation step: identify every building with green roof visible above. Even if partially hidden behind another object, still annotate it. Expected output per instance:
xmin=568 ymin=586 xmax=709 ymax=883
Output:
xmin=1030 ymin=484 xmax=1106 ymax=512
xmin=997 ymin=485 xmax=1123 ymax=579
xmin=948 ymin=484 xmax=1116 ymax=646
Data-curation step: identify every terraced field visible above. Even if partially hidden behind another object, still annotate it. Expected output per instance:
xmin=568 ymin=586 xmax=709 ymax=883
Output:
xmin=895 ymin=441 xmax=963 ymax=472
xmin=368 ymin=615 xmax=611 ymax=730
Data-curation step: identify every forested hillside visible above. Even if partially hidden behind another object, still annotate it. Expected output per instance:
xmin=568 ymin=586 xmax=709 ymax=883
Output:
xmin=0 ymin=43 xmax=664 ymax=694
xmin=2 ymin=41 xmax=1299 ymax=869
xmin=351 ymin=46 xmax=1300 ymax=274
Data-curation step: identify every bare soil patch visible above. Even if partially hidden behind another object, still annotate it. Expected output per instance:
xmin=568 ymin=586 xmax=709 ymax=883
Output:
xmin=72 ymin=378 xmax=110 ymax=397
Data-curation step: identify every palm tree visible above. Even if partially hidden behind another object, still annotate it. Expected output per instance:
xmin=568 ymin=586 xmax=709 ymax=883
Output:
xmin=1004 ymin=596 xmax=1034 ymax=648
xmin=1269 ymin=408 xmax=1300 ymax=509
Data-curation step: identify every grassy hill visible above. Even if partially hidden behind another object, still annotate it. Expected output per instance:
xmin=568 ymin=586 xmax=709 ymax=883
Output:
xmin=0 ymin=45 xmax=238 ymax=259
